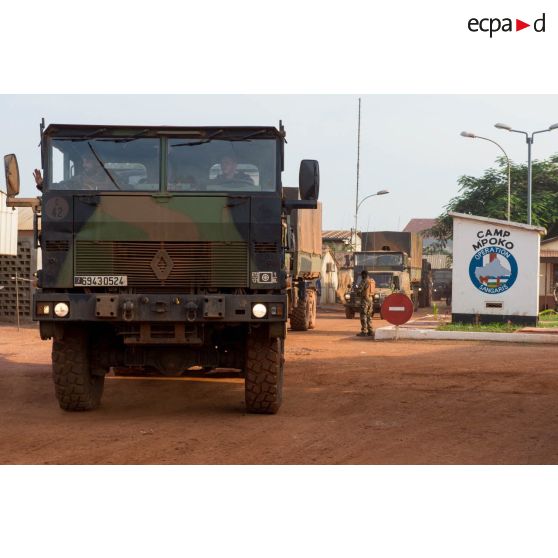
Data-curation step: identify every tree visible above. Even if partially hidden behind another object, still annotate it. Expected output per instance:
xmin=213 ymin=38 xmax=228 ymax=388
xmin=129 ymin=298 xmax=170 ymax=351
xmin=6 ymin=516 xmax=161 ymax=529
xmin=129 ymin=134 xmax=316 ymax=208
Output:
xmin=428 ymin=155 xmax=558 ymax=245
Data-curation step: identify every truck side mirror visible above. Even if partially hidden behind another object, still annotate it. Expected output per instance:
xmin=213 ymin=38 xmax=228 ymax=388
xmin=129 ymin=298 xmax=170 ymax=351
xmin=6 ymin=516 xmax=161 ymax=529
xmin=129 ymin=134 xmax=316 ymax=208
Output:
xmin=299 ymin=159 xmax=319 ymax=201
xmin=4 ymin=154 xmax=20 ymax=197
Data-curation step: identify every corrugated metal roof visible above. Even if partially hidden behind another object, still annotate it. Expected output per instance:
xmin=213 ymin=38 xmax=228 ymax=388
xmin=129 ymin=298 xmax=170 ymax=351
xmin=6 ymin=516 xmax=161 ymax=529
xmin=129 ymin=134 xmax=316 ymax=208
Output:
xmin=403 ymin=218 xmax=436 ymax=234
xmin=322 ymin=230 xmax=358 ymax=241
xmin=541 ymin=251 xmax=558 ymax=258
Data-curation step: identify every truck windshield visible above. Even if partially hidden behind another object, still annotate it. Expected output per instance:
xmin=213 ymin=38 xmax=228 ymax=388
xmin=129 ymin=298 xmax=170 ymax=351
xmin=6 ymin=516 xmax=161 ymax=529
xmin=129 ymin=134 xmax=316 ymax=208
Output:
xmin=168 ymin=139 xmax=277 ymax=192
xmin=355 ymin=253 xmax=404 ymax=267
xmin=369 ymin=273 xmax=394 ymax=288
xmin=49 ymin=138 xmax=160 ymax=191
xmin=433 ymin=270 xmax=452 ymax=283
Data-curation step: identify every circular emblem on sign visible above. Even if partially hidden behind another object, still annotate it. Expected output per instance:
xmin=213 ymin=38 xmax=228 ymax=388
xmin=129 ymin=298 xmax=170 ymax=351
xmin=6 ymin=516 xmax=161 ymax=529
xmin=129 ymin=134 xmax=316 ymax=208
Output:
xmin=468 ymin=247 xmax=518 ymax=294
xmin=261 ymin=273 xmax=270 ymax=282
xmin=45 ymin=197 xmax=69 ymax=220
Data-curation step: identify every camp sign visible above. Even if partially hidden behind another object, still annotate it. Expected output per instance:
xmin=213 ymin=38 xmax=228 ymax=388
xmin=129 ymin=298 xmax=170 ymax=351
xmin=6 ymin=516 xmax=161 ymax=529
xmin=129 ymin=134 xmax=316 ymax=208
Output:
xmin=468 ymin=227 xmax=518 ymax=294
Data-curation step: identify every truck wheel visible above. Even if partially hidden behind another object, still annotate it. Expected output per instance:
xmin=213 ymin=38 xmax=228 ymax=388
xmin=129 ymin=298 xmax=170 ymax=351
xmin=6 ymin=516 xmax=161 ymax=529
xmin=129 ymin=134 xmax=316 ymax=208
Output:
xmin=308 ymin=290 xmax=317 ymax=330
xmin=290 ymin=297 xmax=310 ymax=331
xmin=245 ymin=327 xmax=284 ymax=414
xmin=52 ymin=327 xmax=104 ymax=411
xmin=345 ymin=307 xmax=355 ymax=319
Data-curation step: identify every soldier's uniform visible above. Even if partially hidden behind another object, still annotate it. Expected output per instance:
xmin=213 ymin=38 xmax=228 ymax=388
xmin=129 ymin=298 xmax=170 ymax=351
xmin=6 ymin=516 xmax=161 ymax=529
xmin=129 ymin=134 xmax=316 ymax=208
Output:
xmin=357 ymin=276 xmax=376 ymax=337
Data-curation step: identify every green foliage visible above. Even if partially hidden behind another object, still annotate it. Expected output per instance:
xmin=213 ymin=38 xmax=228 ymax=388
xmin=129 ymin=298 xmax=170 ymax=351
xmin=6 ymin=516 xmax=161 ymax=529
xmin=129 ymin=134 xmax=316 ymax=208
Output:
xmin=428 ymin=155 xmax=558 ymax=244
xmin=538 ymin=309 xmax=558 ymax=327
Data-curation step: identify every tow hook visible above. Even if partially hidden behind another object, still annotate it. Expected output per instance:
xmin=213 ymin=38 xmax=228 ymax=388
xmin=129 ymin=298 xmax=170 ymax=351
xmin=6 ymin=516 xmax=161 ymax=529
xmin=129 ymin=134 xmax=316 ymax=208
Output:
xmin=122 ymin=300 xmax=134 ymax=322
xmin=186 ymin=301 xmax=198 ymax=322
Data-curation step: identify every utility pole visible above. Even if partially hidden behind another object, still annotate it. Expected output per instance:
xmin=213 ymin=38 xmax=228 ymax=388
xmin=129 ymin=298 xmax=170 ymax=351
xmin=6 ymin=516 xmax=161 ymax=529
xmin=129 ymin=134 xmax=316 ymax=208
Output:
xmin=354 ymin=97 xmax=361 ymax=251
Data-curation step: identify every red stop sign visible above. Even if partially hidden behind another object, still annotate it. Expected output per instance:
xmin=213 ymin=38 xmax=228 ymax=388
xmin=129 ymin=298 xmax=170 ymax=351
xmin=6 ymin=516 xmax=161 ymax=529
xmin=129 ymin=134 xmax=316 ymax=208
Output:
xmin=381 ymin=293 xmax=414 ymax=325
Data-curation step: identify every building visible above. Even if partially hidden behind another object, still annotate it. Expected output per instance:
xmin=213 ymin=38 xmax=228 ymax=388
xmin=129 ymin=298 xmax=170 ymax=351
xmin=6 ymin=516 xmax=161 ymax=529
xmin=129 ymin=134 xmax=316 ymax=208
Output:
xmin=540 ymin=236 xmax=558 ymax=309
xmin=320 ymin=250 xmax=339 ymax=304
xmin=0 ymin=191 xmax=18 ymax=256
xmin=0 ymin=208 xmax=41 ymax=322
xmin=322 ymin=230 xmax=361 ymax=253
xmin=403 ymin=218 xmax=453 ymax=253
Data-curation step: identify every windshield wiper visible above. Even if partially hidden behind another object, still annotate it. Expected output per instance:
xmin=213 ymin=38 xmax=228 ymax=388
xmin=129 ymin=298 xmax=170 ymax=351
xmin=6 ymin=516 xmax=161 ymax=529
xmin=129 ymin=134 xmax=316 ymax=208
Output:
xmin=234 ymin=129 xmax=269 ymax=141
xmin=87 ymin=142 xmax=122 ymax=190
xmin=106 ymin=129 xmax=151 ymax=143
xmin=172 ymin=129 xmax=225 ymax=147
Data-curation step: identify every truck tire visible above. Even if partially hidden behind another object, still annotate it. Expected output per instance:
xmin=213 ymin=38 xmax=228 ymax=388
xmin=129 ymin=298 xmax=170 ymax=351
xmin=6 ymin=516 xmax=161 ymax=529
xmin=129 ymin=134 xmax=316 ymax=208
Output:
xmin=52 ymin=327 xmax=104 ymax=411
xmin=245 ymin=327 xmax=284 ymax=414
xmin=345 ymin=307 xmax=355 ymax=319
xmin=290 ymin=297 xmax=311 ymax=331
xmin=308 ymin=290 xmax=317 ymax=330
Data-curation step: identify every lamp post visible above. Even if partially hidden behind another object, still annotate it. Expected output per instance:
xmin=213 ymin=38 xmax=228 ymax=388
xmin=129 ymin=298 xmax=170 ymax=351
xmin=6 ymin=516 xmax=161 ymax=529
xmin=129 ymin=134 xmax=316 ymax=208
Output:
xmin=353 ymin=189 xmax=389 ymax=251
xmin=460 ymin=131 xmax=511 ymax=221
xmin=495 ymin=122 xmax=558 ymax=225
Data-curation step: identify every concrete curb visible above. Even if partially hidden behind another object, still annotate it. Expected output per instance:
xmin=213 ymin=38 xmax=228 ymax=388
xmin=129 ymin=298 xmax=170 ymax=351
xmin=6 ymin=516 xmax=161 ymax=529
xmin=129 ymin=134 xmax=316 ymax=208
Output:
xmin=375 ymin=326 xmax=558 ymax=344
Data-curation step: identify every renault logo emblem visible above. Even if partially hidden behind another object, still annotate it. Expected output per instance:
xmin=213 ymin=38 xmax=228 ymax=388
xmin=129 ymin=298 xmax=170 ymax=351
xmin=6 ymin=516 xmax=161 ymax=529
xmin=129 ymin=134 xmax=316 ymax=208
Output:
xmin=151 ymin=249 xmax=174 ymax=280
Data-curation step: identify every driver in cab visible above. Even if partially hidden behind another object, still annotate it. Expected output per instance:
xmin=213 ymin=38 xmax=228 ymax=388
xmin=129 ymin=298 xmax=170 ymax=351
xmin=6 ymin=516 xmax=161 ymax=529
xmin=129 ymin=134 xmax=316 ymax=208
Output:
xmin=210 ymin=155 xmax=254 ymax=186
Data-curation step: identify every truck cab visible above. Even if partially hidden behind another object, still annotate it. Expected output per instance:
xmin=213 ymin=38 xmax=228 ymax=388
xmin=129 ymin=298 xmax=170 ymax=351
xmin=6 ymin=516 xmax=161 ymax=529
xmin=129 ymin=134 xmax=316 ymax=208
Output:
xmin=344 ymin=251 xmax=413 ymax=318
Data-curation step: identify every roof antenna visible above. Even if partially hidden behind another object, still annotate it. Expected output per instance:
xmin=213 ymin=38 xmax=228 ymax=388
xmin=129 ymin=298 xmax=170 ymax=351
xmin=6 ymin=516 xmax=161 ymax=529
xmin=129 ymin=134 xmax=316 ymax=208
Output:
xmin=38 ymin=117 xmax=45 ymax=147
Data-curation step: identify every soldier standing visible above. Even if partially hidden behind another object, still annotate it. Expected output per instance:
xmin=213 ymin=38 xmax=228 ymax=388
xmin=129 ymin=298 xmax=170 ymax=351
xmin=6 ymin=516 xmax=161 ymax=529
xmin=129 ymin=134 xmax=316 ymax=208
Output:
xmin=356 ymin=270 xmax=375 ymax=338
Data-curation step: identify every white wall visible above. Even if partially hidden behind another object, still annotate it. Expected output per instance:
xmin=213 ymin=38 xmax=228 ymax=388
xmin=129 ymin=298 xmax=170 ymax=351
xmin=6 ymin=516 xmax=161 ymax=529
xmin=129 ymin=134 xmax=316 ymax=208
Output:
xmin=452 ymin=214 xmax=542 ymax=318
xmin=321 ymin=251 xmax=339 ymax=304
xmin=0 ymin=192 xmax=18 ymax=256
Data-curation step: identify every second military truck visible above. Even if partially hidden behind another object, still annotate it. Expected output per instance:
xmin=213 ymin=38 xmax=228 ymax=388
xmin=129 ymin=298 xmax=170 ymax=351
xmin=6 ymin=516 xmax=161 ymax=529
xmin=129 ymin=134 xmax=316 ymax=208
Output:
xmin=344 ymin=231 xmax=432 ymax=318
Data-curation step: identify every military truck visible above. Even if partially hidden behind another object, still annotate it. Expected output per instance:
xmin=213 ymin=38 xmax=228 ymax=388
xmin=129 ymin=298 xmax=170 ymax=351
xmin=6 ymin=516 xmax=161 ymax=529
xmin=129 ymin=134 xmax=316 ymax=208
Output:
xmin=432 ymin=268 xmax=452 ymax=304
xmin=283 ymin=187 xmax=322 ymax=331
xmin=3 ymin=122 xmax=319 ymax=414
xmin=344 ymin=231 xmax=431 ymax=318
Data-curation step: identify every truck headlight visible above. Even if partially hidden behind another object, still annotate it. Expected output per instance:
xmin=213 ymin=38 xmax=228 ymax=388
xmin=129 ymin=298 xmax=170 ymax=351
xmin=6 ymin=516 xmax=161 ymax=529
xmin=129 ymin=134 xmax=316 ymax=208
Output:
xmin=344 ymin=294 xmax=351 ymax=301
xmin=374 ymin=294 xmax=380 ymax=300
xmin=54 ymin=302 xmax=70 ymax=318
xmin=252 ymin=303 xmax=267 ymax=318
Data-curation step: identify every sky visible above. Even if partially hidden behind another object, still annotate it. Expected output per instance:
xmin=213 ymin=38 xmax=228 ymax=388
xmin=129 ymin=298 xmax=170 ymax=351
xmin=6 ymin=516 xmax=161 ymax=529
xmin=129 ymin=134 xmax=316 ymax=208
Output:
xmin=2 ymin=94 xmax=558 ymax=232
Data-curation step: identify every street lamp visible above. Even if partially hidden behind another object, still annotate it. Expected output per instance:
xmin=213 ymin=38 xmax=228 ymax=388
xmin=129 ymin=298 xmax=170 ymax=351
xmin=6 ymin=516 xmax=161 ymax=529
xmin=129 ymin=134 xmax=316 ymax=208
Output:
xmin=460 ymin=131 xmax=511 ymax=221
xmin=495 ymin=122 xmax=558 ymax=225
xmin=353 ymin=189 xmax=389 ymax=251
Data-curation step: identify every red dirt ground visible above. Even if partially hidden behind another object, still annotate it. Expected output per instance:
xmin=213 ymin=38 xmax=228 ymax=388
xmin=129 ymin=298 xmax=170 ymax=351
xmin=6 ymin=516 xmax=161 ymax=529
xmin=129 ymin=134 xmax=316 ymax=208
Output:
xmin=1 ymin=307 xmax=558 ymax=464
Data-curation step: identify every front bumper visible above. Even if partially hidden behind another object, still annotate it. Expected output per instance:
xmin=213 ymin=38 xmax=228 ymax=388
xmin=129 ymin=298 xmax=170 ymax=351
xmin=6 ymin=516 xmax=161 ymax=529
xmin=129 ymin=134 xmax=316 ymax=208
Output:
xmin=33 ymin=292 xmax=286 ymax=323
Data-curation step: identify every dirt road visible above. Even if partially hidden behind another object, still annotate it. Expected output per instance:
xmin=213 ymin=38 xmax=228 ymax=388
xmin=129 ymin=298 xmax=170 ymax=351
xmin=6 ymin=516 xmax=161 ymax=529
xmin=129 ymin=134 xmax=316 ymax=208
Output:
xmin=1 ymin=307 xmax=558 ymax=464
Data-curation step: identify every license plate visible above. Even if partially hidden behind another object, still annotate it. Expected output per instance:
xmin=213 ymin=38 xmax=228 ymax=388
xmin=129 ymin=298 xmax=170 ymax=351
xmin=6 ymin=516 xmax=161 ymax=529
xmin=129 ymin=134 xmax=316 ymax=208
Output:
xmin=74 ymin=275 xmax=128 ymax=287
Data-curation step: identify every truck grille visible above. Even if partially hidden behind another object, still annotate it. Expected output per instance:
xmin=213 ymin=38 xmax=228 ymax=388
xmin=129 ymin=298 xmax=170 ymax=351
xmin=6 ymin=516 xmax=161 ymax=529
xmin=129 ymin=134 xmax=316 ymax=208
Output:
xmin=75 ymin=241 xmax=248 ymax=287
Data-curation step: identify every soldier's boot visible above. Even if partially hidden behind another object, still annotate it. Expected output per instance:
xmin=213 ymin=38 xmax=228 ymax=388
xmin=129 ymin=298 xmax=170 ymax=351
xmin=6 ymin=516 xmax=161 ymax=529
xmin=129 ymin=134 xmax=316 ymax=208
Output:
xmin=367 ymin=330 xmax=375 ymax=339
xmin=357 ymin=332 xmax=367 ymax=337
